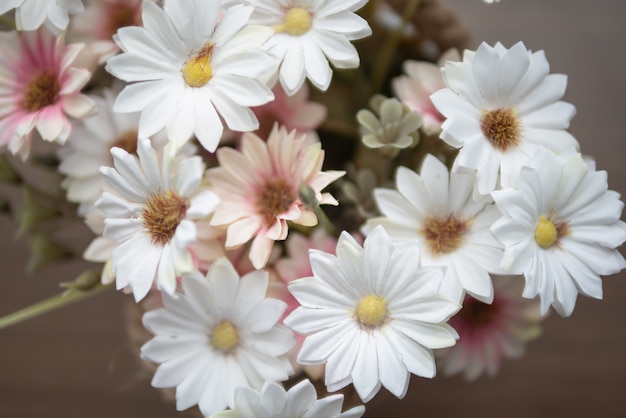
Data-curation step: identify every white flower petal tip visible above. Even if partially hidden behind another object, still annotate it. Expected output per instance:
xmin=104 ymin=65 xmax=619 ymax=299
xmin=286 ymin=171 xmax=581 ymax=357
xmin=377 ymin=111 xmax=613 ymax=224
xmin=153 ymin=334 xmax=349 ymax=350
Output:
xmin=490 ymin=150 xmax=626 ymax=317
xmin=285 ymin=226 xmax=459 ymax=403
xmin=141 ymin=257 xmax=295 ymax=416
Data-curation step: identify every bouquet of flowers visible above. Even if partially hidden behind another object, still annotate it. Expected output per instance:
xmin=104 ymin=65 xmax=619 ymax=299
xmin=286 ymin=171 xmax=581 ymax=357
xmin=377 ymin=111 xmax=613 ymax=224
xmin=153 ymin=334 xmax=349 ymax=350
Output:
xmin=1 ymin=0 xmax=624 ymax=417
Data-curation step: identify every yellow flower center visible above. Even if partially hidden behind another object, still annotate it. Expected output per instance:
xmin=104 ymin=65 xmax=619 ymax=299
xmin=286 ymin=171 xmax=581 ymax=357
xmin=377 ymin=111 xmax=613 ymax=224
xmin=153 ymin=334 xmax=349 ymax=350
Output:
xmin=142 ymin=191 xmax=189 ymax=246
xmin=480 ymin=108 xmax=521 ymax=151
xmin=211 ymin=320 xmax=239 ymax=352
xmin=422 ymin=215 xmax=469 ymax=255
xmin=182 ymin=43 xmax=214 ymax=88
xmin=534 ymin=215 xmax=558 ymax=249
xmin=21 ymin=71 xmax=61 ymax=112
xmin=356 ymin=295 xmax=387 ymax=328
xmin=275 ymin=7 xmax=312 ymax=36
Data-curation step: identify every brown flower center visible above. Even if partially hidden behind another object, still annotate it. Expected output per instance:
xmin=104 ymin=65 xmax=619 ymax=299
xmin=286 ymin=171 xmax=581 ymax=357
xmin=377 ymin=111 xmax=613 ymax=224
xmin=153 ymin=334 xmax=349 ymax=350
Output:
xmin=21 ymin=71 xmax=61 ymax=112
xmin=256 ymin=179 xmax=296 ymax=227
xmin=112 ymin=130 xmax=138 ymax=154
xmin=142 ymin=191 xmax=189 ymax=246
xmin=104 ymin=3 xmax=140 ymax=38
xmin=480 ymin=108 xmax=521 ymax=151
xmin=422 ymin=215 xmax=469 ymax=255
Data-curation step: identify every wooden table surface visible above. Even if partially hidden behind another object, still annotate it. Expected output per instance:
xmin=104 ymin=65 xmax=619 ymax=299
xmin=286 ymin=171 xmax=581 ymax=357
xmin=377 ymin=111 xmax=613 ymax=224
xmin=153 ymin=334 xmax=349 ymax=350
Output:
xmin=1 ymin=1 xmax=625 ymax=417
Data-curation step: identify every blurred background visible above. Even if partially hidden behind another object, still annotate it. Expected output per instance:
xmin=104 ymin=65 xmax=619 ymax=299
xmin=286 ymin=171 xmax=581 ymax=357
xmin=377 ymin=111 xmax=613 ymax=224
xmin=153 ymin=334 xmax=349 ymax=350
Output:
xmin=1 ymin=0 xmax=625 ymax=417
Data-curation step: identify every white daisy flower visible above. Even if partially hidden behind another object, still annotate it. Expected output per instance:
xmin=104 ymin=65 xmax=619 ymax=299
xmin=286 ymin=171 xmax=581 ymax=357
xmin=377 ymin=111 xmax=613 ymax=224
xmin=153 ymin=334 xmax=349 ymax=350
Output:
xmin=365 ymin=155 xmax=505 ymax=304
xmin=105 ymin=0 xmax=276 ymax=152
xmin=210 ymin=379 xmax=365 ymax=418
xmin=227 ymin=0 xmax=372 ymax=95
xmin=141 ymin=257 xmax=295 ymax=416
xmin=0 ymin=0 xmax=84 ymax=34
xmin=430 ymin=41 xmax=578 ymax=195
xmin=490 ymin=149 xmax=626 ymax=316
xmin=96 ymin=139 xmax=221 ymax=301
xmin=285 ymin=226 xmax=460 ymax=403
xmin=58 ymin=87 xmax=166 ymax=205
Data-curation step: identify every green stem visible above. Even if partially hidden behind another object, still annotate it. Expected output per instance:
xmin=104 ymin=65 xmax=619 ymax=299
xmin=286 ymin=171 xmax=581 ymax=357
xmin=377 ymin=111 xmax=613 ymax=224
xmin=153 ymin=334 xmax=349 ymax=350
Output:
xmin=0 ymin=281 xmax=113 ymax=330
xmin=0 ymin=14 xmax=16 ymax=30
xmin=370 ymin=0 xmax=421 ymax=94
xmin=315 ymin=206 xmax=338 ymax=237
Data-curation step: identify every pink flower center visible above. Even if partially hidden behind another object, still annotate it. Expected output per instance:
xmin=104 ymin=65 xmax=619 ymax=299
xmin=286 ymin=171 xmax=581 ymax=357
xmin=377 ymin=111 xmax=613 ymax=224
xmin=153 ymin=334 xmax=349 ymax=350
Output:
xmin=458 ymin=297 xmax=501 ymax=328
xmin=21 ymin=71 xmax=61 ymax=112
xmin=256 ymin=179 xmax=295 ymax=227
xmin=422 ymin=215 xmax=469 ymax=255
xmin=142 ymin=191 xmax=189 ymax=246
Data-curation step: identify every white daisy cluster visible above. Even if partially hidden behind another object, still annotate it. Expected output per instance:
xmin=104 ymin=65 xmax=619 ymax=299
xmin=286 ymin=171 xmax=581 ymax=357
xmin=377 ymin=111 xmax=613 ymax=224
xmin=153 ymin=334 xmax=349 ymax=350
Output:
xmin=1 ymin=1 xmax=625 ymax=417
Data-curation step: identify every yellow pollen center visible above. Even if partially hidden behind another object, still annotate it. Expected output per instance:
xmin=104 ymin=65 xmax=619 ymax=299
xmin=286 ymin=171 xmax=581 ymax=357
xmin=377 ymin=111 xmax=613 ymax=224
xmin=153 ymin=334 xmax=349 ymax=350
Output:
xmin=211 ymin=320 xmax=239 ymax=352
xmin=142 ymin=191 xmax=189 ymax=246
xmin=21 ymin=71 xmax=61 ymax=112
xmin=113 ymin=130 xmax=138 ymax=154
xmin=256 ymin=179 xmax=296 ymax=227
xmin=276 ymin=7 xmax=312 ymax=36
xmin=182 ymin=44 xmax=214 ymax=88
xmin=480 ymin=108 xmax=521 ymax=151
xmin=534 ymin=216 xmax=558 ymax=249
xmin=356 ymin=295 xmax=387 ymax=328
xmin=422 ymin=216 xmax=469 ymax=255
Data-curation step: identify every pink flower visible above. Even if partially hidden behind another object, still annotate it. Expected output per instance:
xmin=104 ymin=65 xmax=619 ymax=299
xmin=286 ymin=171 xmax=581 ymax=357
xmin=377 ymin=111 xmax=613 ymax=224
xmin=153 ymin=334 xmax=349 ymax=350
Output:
xmin=437 ymin=275 xmax=543 ymax=381
xmin=251 ymin=83 xmax=327 ymax=144
xmin=208 ymin=125 xmax=344 ymax=269
xmin=68 ymin=0 xmax=148 ymax=70
xmin=0 ymin=29 xmax=95 ymax=158
xmin=392 ymin=49 xmax=460 ymax=135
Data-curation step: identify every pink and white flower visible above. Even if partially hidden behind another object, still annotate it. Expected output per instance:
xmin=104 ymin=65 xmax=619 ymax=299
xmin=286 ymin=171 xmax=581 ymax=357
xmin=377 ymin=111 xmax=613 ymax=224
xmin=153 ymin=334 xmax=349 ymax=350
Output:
xmin=437 ymin=275 xmax=542 ymax=381
xmin=207 ymin=125 xmax=344 ymax=269
xmin=0 ymin=29 xmax=95 ymax=159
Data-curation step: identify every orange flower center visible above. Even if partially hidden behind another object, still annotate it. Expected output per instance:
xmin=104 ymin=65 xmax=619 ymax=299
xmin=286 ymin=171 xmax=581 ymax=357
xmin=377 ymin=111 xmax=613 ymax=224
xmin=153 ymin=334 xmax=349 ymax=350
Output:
xmin=480 ymin=108 xmax=521 ymax=151
xmin=422 ymin=215 xmax=469 ymax=255
xmin=21 ymin=71 xmax=61 ymax=112
xmin=256 ymin=179 xmax=296 ymax=227
xmin=142 ymin=191 xmax=189 ymax=246
xmin=112 ymin=130 xmax=138 ymax=154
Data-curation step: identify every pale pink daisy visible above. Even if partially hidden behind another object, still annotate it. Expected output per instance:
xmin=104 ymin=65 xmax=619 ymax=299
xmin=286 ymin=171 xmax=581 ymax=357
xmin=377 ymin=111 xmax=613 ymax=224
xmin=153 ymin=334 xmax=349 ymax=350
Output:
xmin=251 ymin=82 xmax=326 ymax=144
xmin=68 ymin=0 xmax=149 ymax=70
xmin=0 ymin=0 xmax=84 ymax=34
xmin=207 ymin=125 xmax=344 ymax=269
xmin=437 ymin=275 xmax=542 ymax=381
xmin=0 ymin=28 xmax=95 ymax=159
xmin=392 ymin=49 xmax=460 ymax=135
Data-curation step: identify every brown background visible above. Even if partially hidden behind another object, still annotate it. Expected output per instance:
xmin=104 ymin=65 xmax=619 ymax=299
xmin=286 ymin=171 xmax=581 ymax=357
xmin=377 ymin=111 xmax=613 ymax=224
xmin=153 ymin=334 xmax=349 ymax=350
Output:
xmin=1 ymin=1 xmax=626 ymax=417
